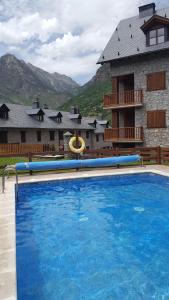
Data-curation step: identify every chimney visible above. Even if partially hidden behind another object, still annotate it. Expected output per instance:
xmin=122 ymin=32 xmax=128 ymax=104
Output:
xmin=70 ymin=106 xmax=80 ymax=114
xmin=32 ymin=97 xmax=40 ymax=109
xmin=139 ymin=3 xmax=156 ymax=18
xmin=43 ymin=104 xmax=48 ymax=109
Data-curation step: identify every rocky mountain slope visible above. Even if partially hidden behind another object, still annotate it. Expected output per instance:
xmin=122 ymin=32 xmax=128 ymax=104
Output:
xmin=0 ymin=54 xmax=79 ymax=108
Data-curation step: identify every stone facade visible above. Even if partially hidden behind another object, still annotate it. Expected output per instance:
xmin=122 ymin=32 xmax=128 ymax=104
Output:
xmin=109 ymin=51 xmax=169 ymax=147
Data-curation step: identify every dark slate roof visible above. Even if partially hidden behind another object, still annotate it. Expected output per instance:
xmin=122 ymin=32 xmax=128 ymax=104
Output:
xmin=0 ymin=103 xmax=108 ymax=133
xmin=97 ymin=120 xmax=108 ymax=125
xmin=69 ymin=114 xmax=81 ymax=119
xmin=45 ymin=110 xmax=62 ymax=118
xmin=26 ymin=108 xmax=44 ymax=115
xmin=98 ymin=6 xmax=169 ymax=64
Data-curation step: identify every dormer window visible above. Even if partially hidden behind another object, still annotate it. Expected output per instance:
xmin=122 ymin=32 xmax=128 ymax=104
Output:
xmin=148 ymin=27 xmax=165 ymax=46
xmin=141 ymin=15 xmax=169 ymax=47
xmin=69 ymin=113 xmax=82 ymax=124
xmin=38 ymin=113 xmax=44 ymax=122
xmin=88 ymin=119 xmax=97 ymax=128
xmin=47 ymin=111 xmax=62 ymax=123
xmin=56 ymin=112 xmax=62 ymax=123
xmin=56 ymin=116 xmax=62 ymax=123
xmin=77 ymin=115 xmax=81 ymax=124
xmin=27 ymin=108 xmax=45 ymax=122
xmin=0 ymin=110 xmax=8 ymax=119
xmin=0 ymin=104 xmax=10 ymax=119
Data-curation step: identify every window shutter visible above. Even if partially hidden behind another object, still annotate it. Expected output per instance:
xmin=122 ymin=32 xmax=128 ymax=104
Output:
xmin=147 ymin=71 xmax=166 ymax=91
xmin=147 ymin=110 xmax=166 ymax=128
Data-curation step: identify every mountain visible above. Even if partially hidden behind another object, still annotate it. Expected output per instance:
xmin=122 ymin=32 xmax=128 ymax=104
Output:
xmin=60 ymin=63 xmax=112 ymax=120
xmin=0 ymin=54 xmax=79 ymax=108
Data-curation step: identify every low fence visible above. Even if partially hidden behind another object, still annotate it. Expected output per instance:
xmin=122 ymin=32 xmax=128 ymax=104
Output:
xmin=0 ymin=144 xmax=168 ymax=166
xmin=0 ymin=143 xmax=55 ymax=155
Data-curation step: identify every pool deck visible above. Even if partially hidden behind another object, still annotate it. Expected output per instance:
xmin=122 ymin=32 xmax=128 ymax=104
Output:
xmin=1 ymin=164 xmax=169 ymax=300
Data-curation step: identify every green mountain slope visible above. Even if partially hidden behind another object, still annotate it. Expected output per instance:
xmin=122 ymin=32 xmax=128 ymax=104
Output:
xmin=60 ymin=64 xmax=112 ymax=120
xmin=60 ymin=81 xmax=111 ymax=119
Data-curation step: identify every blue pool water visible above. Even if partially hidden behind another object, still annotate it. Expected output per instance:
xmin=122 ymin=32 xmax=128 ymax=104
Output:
xmin=16 ymin=173 xmax=169 ymax=300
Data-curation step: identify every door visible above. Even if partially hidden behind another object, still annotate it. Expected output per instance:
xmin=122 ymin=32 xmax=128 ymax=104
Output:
xmin=123 ymin=74 xmax=134 ymax=104
xmin=124 ymin=109 xmax=135 ymax=139
xmin=112 ymin=77 xmax=118 ymax=104
xmin=112 ymin=111 xmax=119 ymax=139
xmin=0 ymin=131 xmax=8 ymax=143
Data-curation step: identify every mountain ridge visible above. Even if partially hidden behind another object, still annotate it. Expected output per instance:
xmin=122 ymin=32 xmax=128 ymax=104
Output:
xmin=0 ymin=53 xmax=112 ymax=120
xmin=0 ymin=53 xmax=79 ymax=108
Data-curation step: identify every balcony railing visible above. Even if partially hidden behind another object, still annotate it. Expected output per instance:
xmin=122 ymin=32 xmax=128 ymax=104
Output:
xmin=103 ymin=90 xmax=143 ymax=109
xmin=104 ymin=127 xmax=143 ymax=143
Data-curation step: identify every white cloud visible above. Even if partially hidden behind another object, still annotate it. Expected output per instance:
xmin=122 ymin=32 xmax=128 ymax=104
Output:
xmin=0 ymin=13 xmax=59 ymax=44
xmin=0 ymin=0 xmax=151 ymax=83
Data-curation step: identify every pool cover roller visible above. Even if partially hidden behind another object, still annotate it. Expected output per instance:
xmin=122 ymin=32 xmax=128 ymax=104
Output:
xmin=15 ymin=155 xmax=141 ymax=171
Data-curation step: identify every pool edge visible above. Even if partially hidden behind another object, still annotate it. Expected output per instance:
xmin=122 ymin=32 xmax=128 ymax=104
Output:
xmin=1 ymin=165 xmax=169 ymax=300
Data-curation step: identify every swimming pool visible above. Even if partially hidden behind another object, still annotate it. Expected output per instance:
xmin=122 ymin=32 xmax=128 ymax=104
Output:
xmin=16 ymin=172 xmax=169 ymax=299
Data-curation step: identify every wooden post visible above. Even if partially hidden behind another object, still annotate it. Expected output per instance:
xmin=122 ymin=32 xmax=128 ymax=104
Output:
xmin=157 ymin=146 xmax=161 ymax=164
xmin=75 ymin=131 xmax=79 ymax=171
xmin=28 ymin=152 xmax=33 ymax=175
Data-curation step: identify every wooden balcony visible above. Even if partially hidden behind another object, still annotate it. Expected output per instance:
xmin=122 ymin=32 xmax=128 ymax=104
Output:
xmin=103 ymin=90 xmax=143 ymax=109
xmin=104 ymin=127 xmax=144 ymax=143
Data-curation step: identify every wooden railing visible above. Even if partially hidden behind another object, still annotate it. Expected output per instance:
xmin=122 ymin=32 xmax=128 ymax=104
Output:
xmin=0 ymin=143 xmax=45 ymax=155
xmin=104 ymin=127 xmax=143 ymax=142
xmin=103 ymin=90 xmax=143 ymax=108
xmin=1 ymin=146 xmax=169 ymax=168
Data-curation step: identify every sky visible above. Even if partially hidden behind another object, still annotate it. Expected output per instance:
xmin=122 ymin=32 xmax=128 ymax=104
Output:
xmin=0 ymin=0 xmax=168 ymax=85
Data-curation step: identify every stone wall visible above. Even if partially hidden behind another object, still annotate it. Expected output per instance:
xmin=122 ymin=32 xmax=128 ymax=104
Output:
xmin=110 ymin=51 xmax=169 ymax=146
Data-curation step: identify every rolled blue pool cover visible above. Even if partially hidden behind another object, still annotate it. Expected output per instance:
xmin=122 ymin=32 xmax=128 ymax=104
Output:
xmin=15 ymin=155 xmax=141 ymax=171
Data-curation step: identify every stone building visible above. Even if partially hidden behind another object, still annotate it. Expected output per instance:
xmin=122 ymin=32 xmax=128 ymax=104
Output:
xmin=98 ymin=3 xmax=169 ymax=147
xmin=0 ymin=100 xmax=111 ymax=150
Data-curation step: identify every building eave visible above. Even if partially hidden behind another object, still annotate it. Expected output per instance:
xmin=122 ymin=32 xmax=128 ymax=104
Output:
xmin=97 ymin=46 xmax=169 ymax=65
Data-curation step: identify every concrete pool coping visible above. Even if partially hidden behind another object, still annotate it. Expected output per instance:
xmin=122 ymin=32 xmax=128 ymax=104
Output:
xmin=1 ymin=164 xmax=169 ymax=300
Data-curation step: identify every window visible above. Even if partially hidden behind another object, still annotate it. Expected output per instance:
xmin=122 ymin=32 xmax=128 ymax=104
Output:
xmin=37 ymin=113 xmax=44 ymax=122
xmin=37 ymin=131 xmax=41 ymax=142
xmin=147 ymin=71 xmax=166 ymax=91
xmin=49 ymin=131 xmax=55 ymax=141
xmin=148 ymin=27 xmax=165 ymax=46
xmin=78 ymin=131 xmax=81 ymax=136
xmin=0 ymin=110 xmax=8 ymax=119
xmin=21 ymin=131 xmax=26 ymax=143
xmin=59 ymin=131 xmax=63 ymax=141
xmin=0 ymin=131 xmax=8 ymax=143
xmin=96 ymin=134 xmax=99 ymax=142
xmin=55 ymin=112 xmax=62 ymax=123
xmin=94 ymin=121 xmax=97 ymax=128
xmin=147 ymin=110 xmax=166 ymax=128
xmin=86 ymin=131 xmax=90 ymax=139
xmin=38 ymin=115 xmax=44 ymax=122
xmin=77 ymin=117 xmax=81 ymax=124
xmin=0 ymin=104 xmax=10 ymax=119
xmin=56 ymin=116 xmax=62 ymax=123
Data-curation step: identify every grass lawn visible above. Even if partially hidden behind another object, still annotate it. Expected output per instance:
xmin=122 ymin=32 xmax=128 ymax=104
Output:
xmin=0 ymin=156 xmax=28 ymax=167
